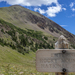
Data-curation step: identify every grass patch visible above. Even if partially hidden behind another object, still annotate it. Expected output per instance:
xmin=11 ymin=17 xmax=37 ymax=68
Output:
xmin=0 ymin=45 xmax=55 ymax=75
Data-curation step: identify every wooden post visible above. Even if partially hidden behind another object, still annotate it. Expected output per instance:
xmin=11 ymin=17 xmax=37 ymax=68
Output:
xmin=55 ymin=35 xmax=68 ymax=75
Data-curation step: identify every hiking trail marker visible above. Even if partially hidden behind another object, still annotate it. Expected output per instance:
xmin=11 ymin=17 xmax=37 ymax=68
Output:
xmin=36 ymin=35 xmax=75 ymax=75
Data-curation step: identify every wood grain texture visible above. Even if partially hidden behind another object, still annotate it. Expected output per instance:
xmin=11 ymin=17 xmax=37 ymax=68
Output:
xmin=55 ymin=35 xmax=68 ymax=75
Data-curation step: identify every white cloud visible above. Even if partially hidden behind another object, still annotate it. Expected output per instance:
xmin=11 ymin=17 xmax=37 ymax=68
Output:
xmin=62 ymin=8 xmax=66 ymax=10
xmin=68 ymin=14 xmax=75 ymax=17
xmin=34 ymin=8 xmax=38 ymax=11
xmin=34 ymin=8 xmax=46 ymax=14
xmin=33 ymin=1 xmax=64 ymax=17
xmin=0 ymin=0 xmax=24 ymax=5
xmin=71 ymin=14 xmax=75 ymax=17
xmin=70 ymin=2 xmax=74 ymax=8
xmin=34 ymin=3 xmax=66 ymax=17
xmin=69 ymin=2 xmax=75 ymax=12
xmin=46 ymin=3 xmax=62 ymax=17
xmin=0 ymin=0 xmax=58 ymax=6
xmin=60 ymin=25 xmax=67 ymax=27
xmin=0 ymin=0 xmax=66 ymax=17
xmin=72 ymin=8 xmax=75 ymax=11
xmin=37 ymin=8 xmax=46 ymax=14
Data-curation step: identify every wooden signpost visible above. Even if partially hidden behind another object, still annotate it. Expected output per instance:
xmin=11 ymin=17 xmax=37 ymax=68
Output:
xmin=36 ymin=49 xmax=75 ymax=72
xmin=36 ymin=35 xmax=75 ymax=75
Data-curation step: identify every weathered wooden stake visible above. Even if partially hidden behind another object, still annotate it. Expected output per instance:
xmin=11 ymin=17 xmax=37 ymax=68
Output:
xmin=55 ymin=35 xmax=68 ymax=75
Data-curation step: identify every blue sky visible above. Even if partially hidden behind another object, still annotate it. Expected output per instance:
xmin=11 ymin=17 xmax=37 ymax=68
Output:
xmin=0 ymin=0 xmax=75 ymax=35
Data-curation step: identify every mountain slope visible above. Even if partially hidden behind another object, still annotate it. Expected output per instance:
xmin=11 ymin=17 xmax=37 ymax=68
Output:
xmin=0 ymin=45 xmax=36 ymax=75
xmin=0 ymin=5 xmax=75 ymax=45
xmin=0 ymin=5 xmax=75 ymax=75
xmin=0 ymin=19 xmax=55 ymax=55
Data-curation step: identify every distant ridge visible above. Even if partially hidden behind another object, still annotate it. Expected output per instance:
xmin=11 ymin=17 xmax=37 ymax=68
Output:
xmin=0 ymin=5 xmax=75 ymax=45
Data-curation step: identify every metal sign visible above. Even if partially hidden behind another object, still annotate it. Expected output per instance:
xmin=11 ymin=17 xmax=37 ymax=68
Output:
xmin=36 ymin=49 xmax=75 ymax=72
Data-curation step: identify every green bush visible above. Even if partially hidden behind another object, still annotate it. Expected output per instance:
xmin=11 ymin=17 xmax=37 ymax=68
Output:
xmin=44 ymin=36 xmax=48 ymax=40
xmin=53 ymin=38 xmax=55 ymax=41
xmin=1 ymin=29 xmax=4 ymax=33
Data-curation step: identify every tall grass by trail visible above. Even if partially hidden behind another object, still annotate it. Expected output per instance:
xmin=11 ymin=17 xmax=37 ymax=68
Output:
xmin=0 ymin=63 xmax=55 ymax=75
xmin=0 ymin=43 xmax=74 ymax=75
xmin=0 ymin=64 xmax=75 ymax=75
